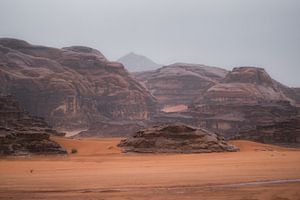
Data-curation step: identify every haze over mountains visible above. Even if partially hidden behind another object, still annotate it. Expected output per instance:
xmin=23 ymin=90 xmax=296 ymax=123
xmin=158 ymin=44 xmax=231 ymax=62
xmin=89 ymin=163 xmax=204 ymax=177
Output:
xmin=1 ymin=1 xmax=300 ymax=199
xmin=0 ymin=38 xmax=299 ymax=155
xmin=118 ymin=52 xmax=161 ymax=72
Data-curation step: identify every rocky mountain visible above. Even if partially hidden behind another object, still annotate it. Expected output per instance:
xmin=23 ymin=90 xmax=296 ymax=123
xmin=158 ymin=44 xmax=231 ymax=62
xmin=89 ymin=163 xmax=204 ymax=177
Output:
xmin=118 ymin=52 xmax=161 ymax=72
xmin=0 ymin=38 xmax=157 ymax=130
xmin=118 ymin=123 xmax=239 ymax=153
xmin=191 ymin=67 xmax=300 ymax=143
xmin=135 ymin=65 xmax=300 ymax=144
xmin=0 ymin=95 xmax=66 ymax=155
xmin=134 ymin=63 xmax=228 ymax=111
xmin=1 ymin=38 xmax=299 ymax=144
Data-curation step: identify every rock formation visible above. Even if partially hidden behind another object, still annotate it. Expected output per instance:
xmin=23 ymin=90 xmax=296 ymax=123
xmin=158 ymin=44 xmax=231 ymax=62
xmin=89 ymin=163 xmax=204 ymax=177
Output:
xmin=134 ymin=63 xmax=228 ymax=110
xmin=118 ymin=52 xmax=161 ymax=72
xmin=118 ymin=124 xmax=239 ymax=153
xmin=135 ymin=65 xmax=299 ymax=144
xmin=191 ymin=67 xmax=300 ymax=143
xmin=0 ymin=38 xmax=157 ymax=129
xmin=0 ymin=95 xmax=66 ymax=155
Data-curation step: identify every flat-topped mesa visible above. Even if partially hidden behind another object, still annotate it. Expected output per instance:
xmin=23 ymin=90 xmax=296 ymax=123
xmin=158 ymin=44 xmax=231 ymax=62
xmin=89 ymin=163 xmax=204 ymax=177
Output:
xmin=0 ymin=38 xmax=157 ymax=129
xmin=118 ymin=124 xmax=239 ymax=153
xmin=0 ymin=95 xmax=66 ymax=155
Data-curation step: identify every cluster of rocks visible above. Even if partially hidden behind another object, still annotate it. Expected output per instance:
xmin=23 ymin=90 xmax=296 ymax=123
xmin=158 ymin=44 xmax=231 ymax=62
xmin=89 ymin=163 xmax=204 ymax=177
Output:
xmin=0 ymin=95 xmax=66 ymax=155
xmin=118 ymin=124 xmax=238 ymax=153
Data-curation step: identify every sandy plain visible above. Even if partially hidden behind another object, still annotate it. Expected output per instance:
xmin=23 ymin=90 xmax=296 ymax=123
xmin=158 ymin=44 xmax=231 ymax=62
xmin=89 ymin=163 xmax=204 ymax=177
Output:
xmin=0 ymin=137 xmax=300 ymax=200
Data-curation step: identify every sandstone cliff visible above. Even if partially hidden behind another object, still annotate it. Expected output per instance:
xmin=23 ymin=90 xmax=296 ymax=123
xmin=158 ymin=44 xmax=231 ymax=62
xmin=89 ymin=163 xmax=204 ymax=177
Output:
xmin=0 ymin=38 xmax=157 ymax=129
xmin=192 ymin=67 xmax=300 ymax=143
xmin=134 ymin=65 xmax=299 ymax=144
xmin=134 ymin=63 xmax=228 ymax=110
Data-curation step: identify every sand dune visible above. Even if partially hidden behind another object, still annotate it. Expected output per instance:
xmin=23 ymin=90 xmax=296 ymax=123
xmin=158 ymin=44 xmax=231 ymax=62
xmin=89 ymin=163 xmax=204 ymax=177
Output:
xmin=0 ymin=138 xmax=299 ymax=200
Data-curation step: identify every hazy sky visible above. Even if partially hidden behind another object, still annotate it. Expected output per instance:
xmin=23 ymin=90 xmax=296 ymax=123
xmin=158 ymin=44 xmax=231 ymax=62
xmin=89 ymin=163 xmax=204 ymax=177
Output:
xmin=0 ymin=0 xmax=299 ymax=87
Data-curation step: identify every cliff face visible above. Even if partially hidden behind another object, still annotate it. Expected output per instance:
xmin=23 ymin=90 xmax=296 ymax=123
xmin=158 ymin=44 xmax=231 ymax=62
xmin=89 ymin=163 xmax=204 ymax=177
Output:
xmin=134 ymin=65 xmax=300 ymax=144
xmin=134 ymin=63 xmax=228 ymax=110
xmin=0 ymin=38 xmax=157 ymax=129
xmin=0 ymin=95 xmax=66 ymax=155
xmin=192 ymin=67 xmax=300 ymax=143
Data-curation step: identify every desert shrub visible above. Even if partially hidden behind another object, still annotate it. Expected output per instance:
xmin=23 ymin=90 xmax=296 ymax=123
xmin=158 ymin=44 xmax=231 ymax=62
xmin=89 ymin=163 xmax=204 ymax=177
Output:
xmin=71 ymin=148 xmax=77 ymax=154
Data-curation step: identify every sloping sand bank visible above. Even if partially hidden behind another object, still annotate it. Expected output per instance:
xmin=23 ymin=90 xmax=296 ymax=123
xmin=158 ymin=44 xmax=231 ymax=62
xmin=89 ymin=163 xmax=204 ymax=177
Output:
xmin=0 ymin=138 xmax=299 ymax=200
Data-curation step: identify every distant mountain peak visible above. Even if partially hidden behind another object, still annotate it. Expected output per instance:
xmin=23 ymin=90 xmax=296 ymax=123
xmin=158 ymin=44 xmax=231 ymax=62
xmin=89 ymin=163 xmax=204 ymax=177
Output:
xmin=117 ymin=52 xmax=161 ymax=72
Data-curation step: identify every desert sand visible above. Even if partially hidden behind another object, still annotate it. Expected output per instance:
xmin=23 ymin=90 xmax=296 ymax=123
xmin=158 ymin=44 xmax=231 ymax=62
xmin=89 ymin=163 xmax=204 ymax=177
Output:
xmin=161 ymin=104 xmax=188 ymax=113
xmin=0 ymin=137 xmax=300 ymax=200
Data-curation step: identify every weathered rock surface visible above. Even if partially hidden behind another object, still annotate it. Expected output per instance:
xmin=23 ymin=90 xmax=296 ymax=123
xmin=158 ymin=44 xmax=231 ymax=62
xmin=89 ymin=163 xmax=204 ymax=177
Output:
xmin=118 ymin=52 xmax=161 ymax=72
xmin=134 ymin=63 xmax=228 ymax=110
xmin=238 ymin=115 xmax=300 ymax=144
xmin=0 ymin=95 xmax=66 ymax=155
xmin=118 ymin=124 xmax=239 ymax=153
xmin=278 ymin=84 xmax=300 ymax=106
xmin=192 ymin=67 xmax=300 ymax=143
xmin=0 ymin=38 xmax=157 ymax=129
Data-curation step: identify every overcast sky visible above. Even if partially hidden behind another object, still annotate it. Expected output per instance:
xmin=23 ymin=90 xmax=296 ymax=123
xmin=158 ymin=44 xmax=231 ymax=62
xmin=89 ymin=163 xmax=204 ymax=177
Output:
xmin=0 ymin=0 xmax=299 ymax=86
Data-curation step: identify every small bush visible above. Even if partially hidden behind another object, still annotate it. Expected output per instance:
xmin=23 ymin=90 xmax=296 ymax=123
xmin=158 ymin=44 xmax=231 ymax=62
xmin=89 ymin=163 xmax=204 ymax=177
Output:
xmin=71 ymin=148 xmax=77 ymax=154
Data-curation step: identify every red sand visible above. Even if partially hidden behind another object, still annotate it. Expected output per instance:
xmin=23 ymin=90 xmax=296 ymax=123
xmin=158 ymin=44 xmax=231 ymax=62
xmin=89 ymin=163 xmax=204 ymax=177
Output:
xmin=0 ymin=138 xmax=299 ymax=200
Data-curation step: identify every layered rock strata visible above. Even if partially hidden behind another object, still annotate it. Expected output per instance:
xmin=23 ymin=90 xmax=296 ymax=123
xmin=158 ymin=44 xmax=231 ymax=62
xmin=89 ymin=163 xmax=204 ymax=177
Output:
xmin=0 ymin=38 xmax=157 ymax=129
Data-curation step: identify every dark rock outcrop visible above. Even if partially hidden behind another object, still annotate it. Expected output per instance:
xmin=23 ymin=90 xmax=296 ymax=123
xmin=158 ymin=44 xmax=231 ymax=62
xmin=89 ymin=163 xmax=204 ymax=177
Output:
xmin=0 ymin=95 xmax=66 ymax=155
xmin=239 ymin=115 xmax=300 ymax=144
xmin=118 ymin=124 xmax=238 ymax=153
xmin=0 ymin=38 xmax=157 ymax=129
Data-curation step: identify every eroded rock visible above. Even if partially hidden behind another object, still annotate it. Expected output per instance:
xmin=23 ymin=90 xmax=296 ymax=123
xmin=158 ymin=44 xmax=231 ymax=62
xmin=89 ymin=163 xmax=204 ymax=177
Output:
xmin=118 ymin=124 xmax=239 ymax=153
xmin=0 ymin=38 xmax=157 ymax=130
